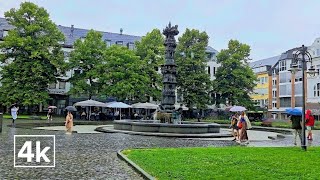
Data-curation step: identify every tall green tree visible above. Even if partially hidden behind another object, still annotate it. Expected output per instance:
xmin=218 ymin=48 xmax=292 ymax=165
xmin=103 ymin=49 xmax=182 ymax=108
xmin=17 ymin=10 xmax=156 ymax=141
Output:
xmin=135 ymin=29 xmax=165 ymax=102
xmin=213 ymin=39 xmax=257 ymax=108
xmin=99 ymin=45 xmax=150 ymax=102
xmin=67 ymin=30 xmax=107 ymax=99
xmin=175 ymin=29 xmax=212 ymax=110
xmin=0 ymin=2 xmax=65 ymax=107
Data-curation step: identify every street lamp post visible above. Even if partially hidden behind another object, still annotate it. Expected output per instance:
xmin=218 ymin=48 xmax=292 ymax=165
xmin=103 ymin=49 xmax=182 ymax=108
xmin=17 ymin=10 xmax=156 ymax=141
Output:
xmin=289 ymin=45 xmax=319 ymax=151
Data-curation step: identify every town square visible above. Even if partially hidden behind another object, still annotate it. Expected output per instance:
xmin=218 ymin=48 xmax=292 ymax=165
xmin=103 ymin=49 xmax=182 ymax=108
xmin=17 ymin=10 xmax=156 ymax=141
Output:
xmin=0 ymin=1 xmax=320 ymax=179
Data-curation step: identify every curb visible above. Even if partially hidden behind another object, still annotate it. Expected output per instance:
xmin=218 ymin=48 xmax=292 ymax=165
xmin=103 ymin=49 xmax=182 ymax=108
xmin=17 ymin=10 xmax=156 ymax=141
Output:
xmin=117 ymin=150 xmax=155 ymax=180
xmin=219 ymin=124 xmax=293 ymax=134
xmin=95 ymin=126 xmax=233 ymax=138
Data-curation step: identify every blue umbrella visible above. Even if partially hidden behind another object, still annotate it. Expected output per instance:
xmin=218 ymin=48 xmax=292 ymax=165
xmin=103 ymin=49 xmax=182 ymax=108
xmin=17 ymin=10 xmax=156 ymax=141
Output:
xmin=286 ymin=108 xmax=302 ymax=116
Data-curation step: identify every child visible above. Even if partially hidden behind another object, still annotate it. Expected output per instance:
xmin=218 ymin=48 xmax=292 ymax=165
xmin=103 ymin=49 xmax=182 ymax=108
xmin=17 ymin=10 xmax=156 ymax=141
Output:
xmin=306 ymin=109 xmax=315 ymax=140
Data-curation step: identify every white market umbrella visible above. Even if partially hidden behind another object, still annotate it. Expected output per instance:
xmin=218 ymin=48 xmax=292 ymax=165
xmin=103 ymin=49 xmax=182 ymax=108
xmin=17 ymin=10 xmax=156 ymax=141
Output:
xmin=74 ymin=99 xmax=108 ymax=107
xmin=74 ymin=99 xmax=108 ymax=120
xmin=106 ymin=102 xmax=132 ymax=120
xmin=131 ymin=102 xmax=158 ymax=109
xmin=229 ymin=106 xmax=247 ymax=112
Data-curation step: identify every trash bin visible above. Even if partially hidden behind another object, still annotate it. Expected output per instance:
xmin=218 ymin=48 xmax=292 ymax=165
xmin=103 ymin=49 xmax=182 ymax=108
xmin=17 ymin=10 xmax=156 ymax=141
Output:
xmin=0 ymin=113 xmax=3 ymax=133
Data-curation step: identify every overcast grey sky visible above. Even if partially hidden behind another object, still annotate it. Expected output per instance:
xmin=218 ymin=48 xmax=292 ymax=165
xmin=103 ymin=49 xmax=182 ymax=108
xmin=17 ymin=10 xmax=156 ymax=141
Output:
xmin=1 ymin=0 xmax=320 ymax=60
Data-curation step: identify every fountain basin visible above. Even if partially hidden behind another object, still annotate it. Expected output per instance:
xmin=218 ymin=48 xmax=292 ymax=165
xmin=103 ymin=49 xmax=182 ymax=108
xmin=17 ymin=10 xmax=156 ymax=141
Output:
xmin=113 ymin=120 xmax=220 ymax=134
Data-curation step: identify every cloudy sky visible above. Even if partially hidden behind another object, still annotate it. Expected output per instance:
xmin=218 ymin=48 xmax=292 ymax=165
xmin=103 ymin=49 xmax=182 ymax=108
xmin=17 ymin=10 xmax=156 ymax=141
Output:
xmin=1 ymin=0 xmax=320 ymax=60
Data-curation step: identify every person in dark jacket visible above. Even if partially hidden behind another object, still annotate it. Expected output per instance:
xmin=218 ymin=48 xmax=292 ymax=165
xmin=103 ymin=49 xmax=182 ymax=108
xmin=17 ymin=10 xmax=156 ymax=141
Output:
xmin=290 ymin=115 xmax=302 ymax=145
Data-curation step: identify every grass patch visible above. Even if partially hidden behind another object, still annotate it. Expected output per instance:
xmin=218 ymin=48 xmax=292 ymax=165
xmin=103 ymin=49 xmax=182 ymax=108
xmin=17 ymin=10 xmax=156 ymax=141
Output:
xmin=126 ymin=147 xmax=320 ymax=180
xmin=3 ymin=115 xmax=48 ymax=119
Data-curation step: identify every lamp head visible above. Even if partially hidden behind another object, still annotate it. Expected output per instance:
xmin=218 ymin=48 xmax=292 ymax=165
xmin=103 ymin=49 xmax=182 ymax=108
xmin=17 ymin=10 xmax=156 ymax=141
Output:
xmin=289 ymin=62 xmax=301 ymax=74
xmin=307 ymin=65 xmax=318 ymax=77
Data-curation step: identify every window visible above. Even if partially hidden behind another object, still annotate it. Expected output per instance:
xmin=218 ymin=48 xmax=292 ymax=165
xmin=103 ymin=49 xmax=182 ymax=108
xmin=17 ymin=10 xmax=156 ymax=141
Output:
xmin=74 ymin=69 xmax=81 ymax=75
xmin=63 ymin=51 xmax=70 ymax=57
xmin=213 ymin=67 xmax=216 ymax=75
xmin=272 ymin=79 xmax=277 ymax=86
xmin=317 ymin=49 xmax=320 ymax=56
xmin=116 ymin=41 xmax=123 ymax=45
xmin=272 ymin=102 xmax=277 ymax=108
xmin=127 ymin=42 xmax=135 ymax=50
xmin=206 ymin=53 xmax=212 ymax=59
xmin=105 ymin=40 xmax=111 ymax=47
xmin=59 ymin=82 xmax=66 ymax=89
xmin=279 ymin=60 xmax=286 ymax=71
xmin=314 ymin=83 xmax=320 ymax=97
xmin=272 ymin=90 xmax=277 ymax=98
xmin=49 ymin=83 xmax=56 ymax=89
xmin=3 ymin=30 xmax=8 ymax=37
xmin=260 ymin=77 xmax=268 ymax=84
xmin=207 ymin=66 xmax=210 ymax=75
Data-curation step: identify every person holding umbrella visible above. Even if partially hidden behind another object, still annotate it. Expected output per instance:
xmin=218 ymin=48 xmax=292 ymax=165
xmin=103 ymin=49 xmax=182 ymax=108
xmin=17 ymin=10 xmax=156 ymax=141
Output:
xmin=290 ymin=114 xmax=302 ymax=145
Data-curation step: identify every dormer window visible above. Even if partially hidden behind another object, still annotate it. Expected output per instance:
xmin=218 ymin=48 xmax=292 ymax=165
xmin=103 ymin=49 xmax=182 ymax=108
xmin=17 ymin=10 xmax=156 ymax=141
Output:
xmin=116 ymin=41 xmax=123 ymax=46
xmin=3 ymin=30 xmax=8 ymax=37
xmin=105 ymin=40 xmax=112 ymax=47
xmin=80 ymin=36 xmax=86 ymax=42
xmin=127 ymin=42 xmax=135 ymax=50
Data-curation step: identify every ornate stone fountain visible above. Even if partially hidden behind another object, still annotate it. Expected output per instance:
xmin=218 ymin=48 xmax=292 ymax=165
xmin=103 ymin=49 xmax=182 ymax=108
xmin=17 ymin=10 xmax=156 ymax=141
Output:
xmin=110 ymin=23 xmax=225 ymax=137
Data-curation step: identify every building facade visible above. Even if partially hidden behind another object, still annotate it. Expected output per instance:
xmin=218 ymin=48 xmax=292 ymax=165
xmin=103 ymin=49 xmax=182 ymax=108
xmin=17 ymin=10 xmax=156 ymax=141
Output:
xmin=249 ymin=56 xmax=280 ymax=109
xmin=267 ymin=39 xmax=320 ymax=120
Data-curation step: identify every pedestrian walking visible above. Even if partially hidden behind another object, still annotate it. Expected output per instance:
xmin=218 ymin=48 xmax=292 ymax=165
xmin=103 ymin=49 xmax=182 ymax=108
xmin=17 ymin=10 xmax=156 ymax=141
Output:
xmin=11 ymin=104 xmax=19 ymax=126
xmin=230 ymin=113 xmax=239 ymax=141
xmin=238 ymin=112 xmax=250 ymax=144
xmin=290 ymin=115 xmax=302 ymax=145
xmin=306 ymin=109 xmax=315 ymax=141
xmin=47 ymin=108 xmax=53 ymax=122
xmin=65 ymin=111 xmax=74 ymax=134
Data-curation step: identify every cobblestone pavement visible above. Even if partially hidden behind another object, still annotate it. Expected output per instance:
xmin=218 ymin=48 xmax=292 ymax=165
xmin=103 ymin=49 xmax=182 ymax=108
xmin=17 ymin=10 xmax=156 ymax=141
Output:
xmin=0 ymin=121 xmax=236 ymax=179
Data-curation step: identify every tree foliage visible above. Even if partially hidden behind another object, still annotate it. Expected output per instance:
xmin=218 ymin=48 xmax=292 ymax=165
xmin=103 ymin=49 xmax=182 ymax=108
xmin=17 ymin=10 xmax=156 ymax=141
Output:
xmin=175 ymin=29 xmax=212 ymax=109
xmin=99 ymin=45 xmax=150 ymax=102
xmin=67 ymin=30 xmax=107 ymax=99
xmin=0 ymin=2 xmax=65 ymax=106
xmin=213 ymin=39 xmax=257 ymax=108
xmin=135 ymin=29 xmax=165 ymax=102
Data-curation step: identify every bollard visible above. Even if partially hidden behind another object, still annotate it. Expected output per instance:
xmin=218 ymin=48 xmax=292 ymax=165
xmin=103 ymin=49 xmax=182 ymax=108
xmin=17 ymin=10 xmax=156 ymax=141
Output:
xmin=0 ymin=113 xmax=3 ymax=133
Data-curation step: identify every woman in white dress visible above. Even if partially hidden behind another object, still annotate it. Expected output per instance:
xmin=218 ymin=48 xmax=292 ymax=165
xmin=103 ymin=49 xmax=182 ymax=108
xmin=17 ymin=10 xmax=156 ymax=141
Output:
xmin=11 ymin=104 xmax=19 ymax=126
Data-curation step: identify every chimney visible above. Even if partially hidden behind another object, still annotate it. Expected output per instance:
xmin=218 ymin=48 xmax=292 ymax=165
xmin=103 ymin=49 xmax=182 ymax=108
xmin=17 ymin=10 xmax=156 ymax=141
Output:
xmin=70 ymin=25 xmax=74 ymax=36
xmin=120 ymin=28 xmax=123 ymax=35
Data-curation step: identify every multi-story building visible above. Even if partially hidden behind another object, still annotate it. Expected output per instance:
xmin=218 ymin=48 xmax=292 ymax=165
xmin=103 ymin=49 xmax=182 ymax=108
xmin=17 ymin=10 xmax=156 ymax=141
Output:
xmin=1 ymin=17 xmax=219 ymax=114
xmin=0 ymin=17 xmax=141 ymax=114
xmin=268 ymin=38 xmax=320 ymax=120
xmin=249 ymin=56 xmax=280 ymax=109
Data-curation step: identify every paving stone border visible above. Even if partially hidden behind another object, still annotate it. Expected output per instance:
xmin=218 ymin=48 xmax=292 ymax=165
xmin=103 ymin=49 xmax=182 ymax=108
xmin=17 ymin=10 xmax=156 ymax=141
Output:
xmin=117 ymin=149 xmax=155 ymax=180
xmin=95 ymin=126 xmax=233 ymax=138
xmin=7 ymin=121 xmax=113 ymax=129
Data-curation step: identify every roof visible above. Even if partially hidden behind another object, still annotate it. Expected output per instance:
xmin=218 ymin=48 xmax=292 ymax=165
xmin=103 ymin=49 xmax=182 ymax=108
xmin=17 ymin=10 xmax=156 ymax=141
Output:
xmin=0 ymin=17 xmax=14 ymax=30
xmin=278 ymin=47 xmax=301 ymax=60
xmin=249 ymin=55 xmax=281 ymax=68
xmin=0 ymin=17 xmax=141 ymax=47
xmin=206 ymin=46 xmax=218 ymax=54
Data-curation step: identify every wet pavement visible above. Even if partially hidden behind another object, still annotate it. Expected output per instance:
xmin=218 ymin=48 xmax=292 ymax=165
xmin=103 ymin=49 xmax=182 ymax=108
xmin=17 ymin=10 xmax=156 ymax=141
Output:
xmin=1 ymin=119 xmax=319 ymax=179
xmin=0 ymin=120 xmax=236 ymax=179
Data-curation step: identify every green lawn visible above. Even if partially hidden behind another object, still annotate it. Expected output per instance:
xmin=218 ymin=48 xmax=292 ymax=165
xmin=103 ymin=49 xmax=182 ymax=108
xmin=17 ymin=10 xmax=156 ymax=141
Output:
xmin=125 ymin=147 xmax=320 ymax=180
xmin=3 ymin=114 xmax=48 ymax=119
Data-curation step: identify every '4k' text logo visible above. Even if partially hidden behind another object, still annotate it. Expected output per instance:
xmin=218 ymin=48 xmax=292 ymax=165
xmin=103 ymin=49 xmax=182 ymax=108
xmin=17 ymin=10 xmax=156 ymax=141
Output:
xmin=14 ymin=135 xmax=55 ymax=168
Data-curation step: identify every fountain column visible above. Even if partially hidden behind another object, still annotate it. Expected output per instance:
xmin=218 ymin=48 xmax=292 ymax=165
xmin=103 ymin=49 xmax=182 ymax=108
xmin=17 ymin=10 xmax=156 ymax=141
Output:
xmin=161 ymin=22 xmax=179 ymax=113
